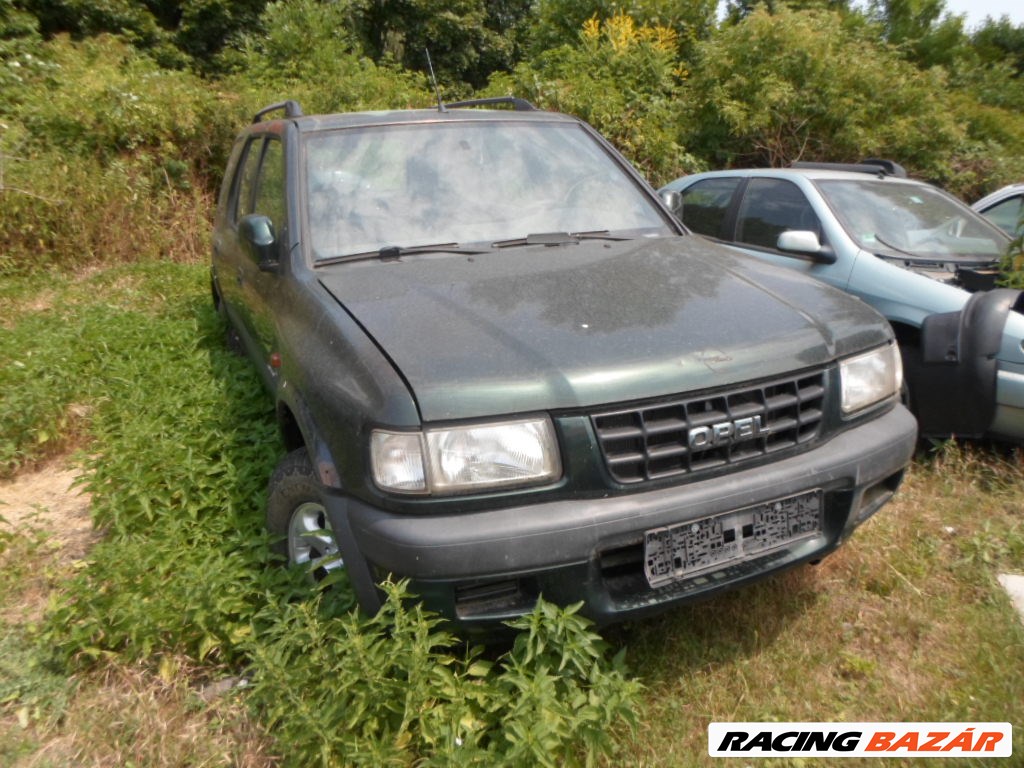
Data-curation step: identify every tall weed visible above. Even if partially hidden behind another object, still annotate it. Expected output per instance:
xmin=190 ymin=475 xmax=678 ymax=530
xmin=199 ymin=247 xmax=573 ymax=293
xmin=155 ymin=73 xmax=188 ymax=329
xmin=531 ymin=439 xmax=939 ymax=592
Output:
xmin=246 ymin=582 xmax=640 ymax=767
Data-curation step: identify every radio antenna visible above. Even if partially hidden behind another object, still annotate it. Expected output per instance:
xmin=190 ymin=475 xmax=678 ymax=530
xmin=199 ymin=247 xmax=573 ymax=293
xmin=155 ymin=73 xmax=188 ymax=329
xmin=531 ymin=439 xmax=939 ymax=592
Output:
xmin=425 ymin=49 xmax=445 ymax=113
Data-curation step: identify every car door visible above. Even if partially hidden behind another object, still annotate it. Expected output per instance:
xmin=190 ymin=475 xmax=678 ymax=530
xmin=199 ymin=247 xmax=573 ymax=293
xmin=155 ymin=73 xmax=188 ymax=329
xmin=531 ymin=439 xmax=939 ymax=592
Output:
xmin=236 ymin=136 xmax=288 ymax=385
xmin=732 ymin=177 xmax=826 ymax=274
xmin=220 ymin=135 xmax=288 ymax=385
xmin=674 ymin=177 xmax=743 ymax=240
xmin=215 ymin=135 xmax=262 ymax=337
xmin=726 ymin=177 xmax=860 ymax=292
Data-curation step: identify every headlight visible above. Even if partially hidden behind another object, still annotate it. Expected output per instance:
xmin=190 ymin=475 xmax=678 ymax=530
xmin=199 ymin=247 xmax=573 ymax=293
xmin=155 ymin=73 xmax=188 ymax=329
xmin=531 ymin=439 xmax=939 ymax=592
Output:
xmin=840 ymin=343 xmax=903 ymax=415
xmin=371 ymin=416 xmax=561 ymax=494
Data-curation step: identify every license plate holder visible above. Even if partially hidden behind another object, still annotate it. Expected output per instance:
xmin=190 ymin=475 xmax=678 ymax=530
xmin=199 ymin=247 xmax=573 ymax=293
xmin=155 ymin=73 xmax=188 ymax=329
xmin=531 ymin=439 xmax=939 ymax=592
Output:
xmin=644 ymin=491 xmax=822 ymax=588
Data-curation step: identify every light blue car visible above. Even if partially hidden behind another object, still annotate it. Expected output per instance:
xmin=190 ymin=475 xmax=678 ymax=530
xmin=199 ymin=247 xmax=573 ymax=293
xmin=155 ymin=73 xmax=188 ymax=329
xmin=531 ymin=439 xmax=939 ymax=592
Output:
xmin=972 ymin=183 xmax=1024 ymax=236
xmin=659 ymin=162 xmax=1024 ymax=441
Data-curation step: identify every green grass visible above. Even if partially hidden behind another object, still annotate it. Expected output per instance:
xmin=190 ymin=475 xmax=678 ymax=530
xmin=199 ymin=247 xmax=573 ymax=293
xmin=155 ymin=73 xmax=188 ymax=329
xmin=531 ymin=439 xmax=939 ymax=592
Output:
xmin=0 ymin=262 xmax=638 ymax=767
xmin=2 ymin=261 xmax=1023 ymax=766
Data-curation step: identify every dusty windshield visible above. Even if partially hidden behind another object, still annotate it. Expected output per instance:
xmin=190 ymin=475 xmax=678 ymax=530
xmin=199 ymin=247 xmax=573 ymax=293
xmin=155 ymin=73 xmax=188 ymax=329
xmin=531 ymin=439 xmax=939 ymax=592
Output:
xmin=304 ymin=120 xmax=671 ymax=260
xmin=816 ymin=178 xmax=1007 ymax=262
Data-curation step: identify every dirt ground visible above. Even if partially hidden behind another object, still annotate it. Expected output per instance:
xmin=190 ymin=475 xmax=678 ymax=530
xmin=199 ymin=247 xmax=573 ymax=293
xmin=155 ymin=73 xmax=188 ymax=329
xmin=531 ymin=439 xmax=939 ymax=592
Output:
xmin=0 ymin=459 xmax=96 ymax=626
xmin=0 ymin=460 xmax=94 ymax=560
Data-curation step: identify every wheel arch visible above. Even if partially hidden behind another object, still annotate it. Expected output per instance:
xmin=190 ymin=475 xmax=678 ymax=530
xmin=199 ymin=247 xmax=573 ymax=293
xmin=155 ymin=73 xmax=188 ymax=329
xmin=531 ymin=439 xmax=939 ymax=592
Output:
xmin=275 ymin=390 xmax=344 ymax=490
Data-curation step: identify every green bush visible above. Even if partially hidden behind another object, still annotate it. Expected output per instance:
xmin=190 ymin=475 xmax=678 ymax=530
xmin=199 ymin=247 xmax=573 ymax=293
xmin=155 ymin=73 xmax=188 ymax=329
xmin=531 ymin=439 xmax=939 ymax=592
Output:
xmin=687 ymin=8 xmax=964 ymax=180
xmin=223 ymin=0 xmax=430 ymax=117
xmin=13 ymin=35 xmax=230 ymax=171
xmin=490 ymin=13 xmax=700 ymax=183
xmin=247 ymin=582 xmax=641 ymax=767
xmin=0 ymin=35 xmax=228 ymax=275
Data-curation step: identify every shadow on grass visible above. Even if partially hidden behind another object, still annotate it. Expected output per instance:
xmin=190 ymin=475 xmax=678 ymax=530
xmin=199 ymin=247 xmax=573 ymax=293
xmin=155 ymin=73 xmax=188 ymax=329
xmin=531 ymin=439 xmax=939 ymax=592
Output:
xmin=605 ymin=562 xmax=824 ymax=682
xmin=193 ymin=296 xmax=360 ymax=615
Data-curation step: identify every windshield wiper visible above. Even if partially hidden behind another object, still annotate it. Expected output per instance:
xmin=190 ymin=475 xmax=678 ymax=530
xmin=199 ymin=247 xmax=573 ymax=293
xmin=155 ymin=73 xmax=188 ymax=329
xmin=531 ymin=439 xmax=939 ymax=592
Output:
xmin=317 ymin=243 xmax=488 ymax=266
xmin=491 ymin=230 xmax=632 ymax=248
xmin=872 ymin=234 xmax=920 ymax=260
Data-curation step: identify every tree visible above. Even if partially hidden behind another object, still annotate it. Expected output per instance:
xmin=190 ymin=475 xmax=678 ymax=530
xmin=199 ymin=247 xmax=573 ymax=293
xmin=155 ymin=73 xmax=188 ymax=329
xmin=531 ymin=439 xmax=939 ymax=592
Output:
xmin=723 ymin=0 xmax=851 ymax=25
xmin=228 ymin=0 xmax=428 ymax=115
xmin=357 ymin=0 xmax=532 ymax=89
xmin=687 ymin=8 xmax=963 ymax=179
xmin=866 ymin=0 xmax=968 ymax=68
xmin=490 ymin=12 xmax=697 ymax=182
xmin=972 ymin=16 xmax=1024 ymax=77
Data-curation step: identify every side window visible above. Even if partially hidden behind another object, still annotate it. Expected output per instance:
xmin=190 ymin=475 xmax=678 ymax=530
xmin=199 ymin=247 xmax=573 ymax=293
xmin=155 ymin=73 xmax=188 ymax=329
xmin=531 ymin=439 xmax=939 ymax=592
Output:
xmin=678 ymin=178 xmax=741 ymax=238
xmin=233 ymin=138 xmax=263 ymax=223
xmin=982 ymin=196 xmax=1023 ymax=236
xmin=737 ymin=178 xmax=821 ymax=250
xmin=253 ymin=138 xmax=287 ymax=233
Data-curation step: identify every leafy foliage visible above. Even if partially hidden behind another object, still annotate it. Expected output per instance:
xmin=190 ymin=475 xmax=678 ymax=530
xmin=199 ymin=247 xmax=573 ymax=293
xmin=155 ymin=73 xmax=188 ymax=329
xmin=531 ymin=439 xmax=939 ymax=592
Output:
xmin=491 ymin=12 xmax=699 ymax=183
xmin=247 ymin=582 xmax=640 ymax=766
xmin=687 ymin=8 xmax=963 ymax=179
xmin=528 ymin=0 xmax=718 ymax=58
xmin=357 ymin=0 xmax=533 ymax=89
xmin=867 ymin=0 xmax=969 ymax=68
xmin=223 ymin=0 xmax=429 ymax=116
xmin=0 ymin=35 xmax=228 ymax=276
xmin=4 ymin=5 xmax=1024 ymax=765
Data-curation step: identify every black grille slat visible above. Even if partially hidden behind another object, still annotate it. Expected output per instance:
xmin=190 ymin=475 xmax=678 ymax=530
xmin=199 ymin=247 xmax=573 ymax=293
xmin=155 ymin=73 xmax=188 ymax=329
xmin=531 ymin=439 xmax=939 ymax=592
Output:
xmin=607 ymin=452 xmax=646 ymax=466
xmin=592 ymin=369 xmax=827 ymax=484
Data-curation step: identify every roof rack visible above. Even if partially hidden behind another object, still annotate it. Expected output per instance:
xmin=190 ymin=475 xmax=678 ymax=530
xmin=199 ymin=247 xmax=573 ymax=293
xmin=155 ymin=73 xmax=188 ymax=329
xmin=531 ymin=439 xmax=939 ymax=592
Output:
xmin=790 ymin=159 xmax=908 ymax=179
xmin=253 ymin=100 xmax=305 ymax=124
xmin=444 ymin=96 xmax=536 ymax=112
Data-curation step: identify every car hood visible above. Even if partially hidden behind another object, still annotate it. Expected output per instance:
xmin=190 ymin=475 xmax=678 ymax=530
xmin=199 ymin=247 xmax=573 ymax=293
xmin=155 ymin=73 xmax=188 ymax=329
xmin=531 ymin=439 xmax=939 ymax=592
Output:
xmin=318 ymin=237 xmax=889 ymax=421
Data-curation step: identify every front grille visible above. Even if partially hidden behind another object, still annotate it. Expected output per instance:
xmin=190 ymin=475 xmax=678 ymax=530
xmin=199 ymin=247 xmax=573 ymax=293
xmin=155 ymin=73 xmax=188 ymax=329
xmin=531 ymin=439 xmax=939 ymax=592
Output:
xmin=591 ymin=370 xmax=826 ymax=484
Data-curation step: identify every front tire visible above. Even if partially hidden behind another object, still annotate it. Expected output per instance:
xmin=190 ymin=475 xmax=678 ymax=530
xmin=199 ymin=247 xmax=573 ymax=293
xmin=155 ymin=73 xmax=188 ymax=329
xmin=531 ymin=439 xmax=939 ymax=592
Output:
xmin=266 ymin=448 xmax=343 ymax=580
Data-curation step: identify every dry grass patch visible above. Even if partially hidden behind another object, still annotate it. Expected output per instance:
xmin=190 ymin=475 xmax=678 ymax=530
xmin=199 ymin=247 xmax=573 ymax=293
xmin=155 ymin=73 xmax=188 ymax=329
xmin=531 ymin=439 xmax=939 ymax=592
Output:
xmin=0 ymin=460 xmax=94 ymax=625
xmin=614 ymin=446 xmax=1024 ymax=766
xmin=1 ymin=661 xmax=277 ymax=768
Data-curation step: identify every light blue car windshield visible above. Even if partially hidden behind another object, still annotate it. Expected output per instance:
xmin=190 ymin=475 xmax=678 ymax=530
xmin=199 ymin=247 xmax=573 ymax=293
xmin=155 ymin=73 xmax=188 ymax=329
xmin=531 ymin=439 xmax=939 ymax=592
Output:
xmin=303 ymin=121 xmax=671 ymax=260
xmin=816 ymin=179 xmax=1008 ymax=262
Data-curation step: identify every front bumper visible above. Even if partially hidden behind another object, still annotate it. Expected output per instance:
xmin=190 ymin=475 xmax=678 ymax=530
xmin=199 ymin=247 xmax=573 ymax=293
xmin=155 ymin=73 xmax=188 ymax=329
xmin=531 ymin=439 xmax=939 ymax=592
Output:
xmin=325 ymin=405 xmax=917 ymax=629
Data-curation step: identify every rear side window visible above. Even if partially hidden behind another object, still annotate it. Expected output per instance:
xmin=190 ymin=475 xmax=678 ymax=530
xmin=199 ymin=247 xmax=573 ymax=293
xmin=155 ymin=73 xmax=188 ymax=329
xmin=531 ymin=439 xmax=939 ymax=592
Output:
xmin=736 ymin=178 xmax=820 ymax=250
xmin=678 ymin=178 xmax=741 ymax=238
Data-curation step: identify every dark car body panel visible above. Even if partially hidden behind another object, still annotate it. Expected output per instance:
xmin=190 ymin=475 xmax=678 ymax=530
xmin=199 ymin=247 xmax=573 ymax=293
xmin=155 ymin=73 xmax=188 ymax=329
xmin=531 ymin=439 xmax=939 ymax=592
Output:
xmin=212 ymin=104 xmax=916 ymax=628
xmin=318 ymin=238 xmax=887 ymax=421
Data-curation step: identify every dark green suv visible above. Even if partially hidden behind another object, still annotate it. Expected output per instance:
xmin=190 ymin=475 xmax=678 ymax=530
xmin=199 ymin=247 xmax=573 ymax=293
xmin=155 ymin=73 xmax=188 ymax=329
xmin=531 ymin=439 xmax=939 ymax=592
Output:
xmin=211 ymin=98 xmax=917 ymax=630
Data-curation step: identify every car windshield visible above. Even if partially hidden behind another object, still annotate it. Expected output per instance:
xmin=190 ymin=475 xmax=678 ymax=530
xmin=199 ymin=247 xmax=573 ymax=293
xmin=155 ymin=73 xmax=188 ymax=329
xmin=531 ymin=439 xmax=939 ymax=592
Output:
xmin=816 ymin=178 xmax=1007 ymax=262
xmin=303 ymin=120 xmax=671 ymax=261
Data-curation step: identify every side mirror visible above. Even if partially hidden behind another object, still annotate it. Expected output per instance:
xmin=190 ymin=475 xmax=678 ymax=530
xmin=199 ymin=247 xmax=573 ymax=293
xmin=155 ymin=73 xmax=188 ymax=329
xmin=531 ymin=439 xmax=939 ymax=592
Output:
xmin=776 ymin=230 xmax=836 ymax=264
xmin=239 ymin=214 xmax=280 ymax=272
xmin=659 ymin=189 xmax=682 ymax=218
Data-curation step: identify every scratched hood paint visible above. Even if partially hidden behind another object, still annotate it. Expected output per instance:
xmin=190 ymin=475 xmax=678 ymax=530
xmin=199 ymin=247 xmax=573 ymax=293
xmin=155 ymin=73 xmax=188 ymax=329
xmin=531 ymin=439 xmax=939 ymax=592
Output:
xmin=318 ymin=236 xmax=888 ymax=421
